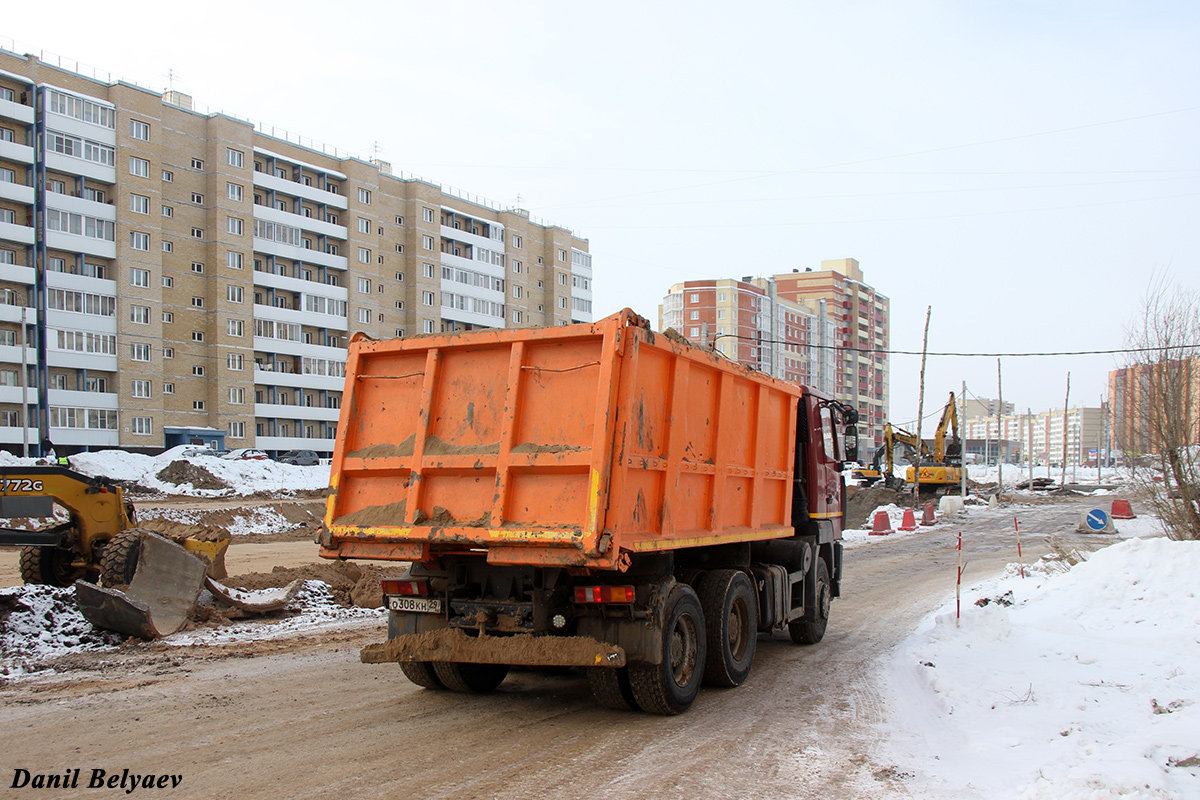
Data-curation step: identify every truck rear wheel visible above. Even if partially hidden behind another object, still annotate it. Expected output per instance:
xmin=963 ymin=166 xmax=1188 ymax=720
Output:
xmin=698 ymin=569 xmax=757 ymax=687
xmin=432 ymin=662 xmax=510 ymax=693
xmin=18 ymin=546 xmax=87 ymax=587
xmin=788 ymin=559 xmax=831 ymax=645
xmin=629 ymin=585 xmax=706 ymax=715
xmin=99 ymin=529 xmax=142 ymax=588
xmin=399 ymin=661 xmax=446 ymax=690
xmin=586 ymin=666 xmax=638 ymax=710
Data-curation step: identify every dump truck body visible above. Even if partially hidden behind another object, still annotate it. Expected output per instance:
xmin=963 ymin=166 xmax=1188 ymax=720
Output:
xmin=322 ymin=310 xmax=858 ymax=713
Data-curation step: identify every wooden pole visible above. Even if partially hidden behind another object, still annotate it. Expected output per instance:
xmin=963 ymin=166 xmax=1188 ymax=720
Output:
xmin=1027 ymin=407 xmax=1033 ymax=487
xmin=996 ymin=358 xmax=1003 ymax=500
xmin=914 ymin=306 xmax=931 ymax=500
xmin=960 ymin=380 xmax=967 ymax=498
xmin=1061 ymin=372 xmax=1071 ymax=487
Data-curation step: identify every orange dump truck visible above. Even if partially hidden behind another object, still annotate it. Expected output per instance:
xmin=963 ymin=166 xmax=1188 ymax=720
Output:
xmin=319 ymin=309 xmax=859 ymax=714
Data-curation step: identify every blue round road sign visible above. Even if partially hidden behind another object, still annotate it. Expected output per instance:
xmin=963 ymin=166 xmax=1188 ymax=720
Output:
xmin=1085 ymin=509 xmax=1110 ymax=531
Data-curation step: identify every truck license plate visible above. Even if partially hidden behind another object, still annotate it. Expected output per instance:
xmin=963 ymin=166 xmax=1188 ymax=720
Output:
xmin=388 ymin=596 xmax=442 ymax=614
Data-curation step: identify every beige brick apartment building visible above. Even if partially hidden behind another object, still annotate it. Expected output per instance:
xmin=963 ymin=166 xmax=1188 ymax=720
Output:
xmin=0 ymin=49 xmax=592 ymax=456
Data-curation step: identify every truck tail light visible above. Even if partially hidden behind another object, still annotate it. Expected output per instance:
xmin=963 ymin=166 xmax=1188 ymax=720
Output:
xmin=573 ymin=585 xmax=635 ymax=604
xmin=380 ymin=578 xmax=430 ymax=596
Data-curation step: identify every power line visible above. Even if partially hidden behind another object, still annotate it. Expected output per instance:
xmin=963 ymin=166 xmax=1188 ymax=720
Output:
xmin=708 ymin=334 xmax=1200 ymax=358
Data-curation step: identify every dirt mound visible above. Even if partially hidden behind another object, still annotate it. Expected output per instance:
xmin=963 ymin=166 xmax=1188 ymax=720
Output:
xmin=223 ymin=561 xmax=408 ymax=609
xmin=155 ymin=460 xmax=228 ymax=491
xmin=846 ymin=485 xmax=910 ymax=529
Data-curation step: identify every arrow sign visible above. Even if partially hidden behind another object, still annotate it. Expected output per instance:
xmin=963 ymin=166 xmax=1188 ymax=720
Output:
xmin=1085 ymin=509 xmax=1110 ymax=531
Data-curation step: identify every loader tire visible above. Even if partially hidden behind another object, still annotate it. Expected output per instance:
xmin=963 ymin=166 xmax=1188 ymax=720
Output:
xmin=587 ymin=666 xmax=639 ymax=711
xmin=432 ymin=662 xmax=510 ymax=693
xmin=788 ymin=559 xmax=831 ymax=645
xmin=399 ymin=661 xmax=446 ymax=690
xmin=629 ymin=585 xmax=706 ymax=715
xmin=99 ymin=529 xmax=142 ymax=588
xmin=698 ymin=569 xmax=757 ymax=687
xmin=18 ymin=546 xmax=86 ymax=587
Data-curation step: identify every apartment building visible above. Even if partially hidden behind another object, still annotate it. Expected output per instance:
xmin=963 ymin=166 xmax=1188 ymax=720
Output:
xmin=963 ymin=406 xmax=1104 ymax=466
xmin=0 ymin=49 xmax=591 ymax=457
xmin=1108 ymin=359 xmax=1199 ymax=456
xmin=962 ymin=396 xmax=1015 ymax=420
xmin=659 ymin=258 xmax=889 ymax=450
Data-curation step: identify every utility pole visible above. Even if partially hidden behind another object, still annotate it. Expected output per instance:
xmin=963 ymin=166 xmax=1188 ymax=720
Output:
xmin=1027 ymin=407 xmax=1033 ymax=488
xmin=1060 ymin=373 xmax=1071 ymax=487
xmin=914 ymin=307 xmax=931 ymax=501
xmin=996 ymin=358 xmax=1003 ymax=500
xmin=960 ymin=380 xmax=967 ymax=498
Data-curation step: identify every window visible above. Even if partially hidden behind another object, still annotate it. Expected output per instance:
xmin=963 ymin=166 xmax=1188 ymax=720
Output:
xmin=0 ymin=128 xmax=12 ymax=143
xmin=226 ymin=148 xmax=244 ymax=168
xmin=129 ymin=157 xmax=149 ymax=178
xmin=192 ymin=331 xmax=205 ymax=342
xmin=559 ymin=297 xmax=568 ymax=309
xmin=193 ymin=400 xmax=206 ymax=411
xmin=227 ymin=217 xmax=244 ymax=235
xmin=227 ymin=182 xmax=243 ymax=201
xmin=358 ymin=188 xmax=371 ymax=204
xmin=357 ymin=217 xmax=371 ymax=234
xmin=189 ymin=262 xmax=203 ymax=274
xmin=191 ymin=158 xmax=204 ymax=170
xmin=131 ymin=417 xmax=152 ymax=435
xmin=357 ymin=308 xmax=371 ymax=324
xmin=512 ymin=260 xmax=523 ymax=274
xmin=191 ymin=299 xmax=205 ymax=312
xmin=690 ymin=293 xmax=700 ymax=303
xmin=162 ymin=205 xmax=173 ymax=217
xmin=558 ymin=273 xmax=568 ymax=286
xmin=228 ymin=353 xmax=244 ymax=371
xmin=395 ymin=301 xmax=404 ymax=310
xmin=130 ymin=342 xmax=151 ymax=361
xmin=717 ymin=309 xmax=726 ymax=320
xmin=191 ymin=192 xmax=204 ymax=204
xmin=131 ymin=380 xmax=151 ymax=399
xmin=690 ymin=311 xmax=700 ymax=320
xmin=227 ymin=319 xmax=244 ymax=337
xmin=163 ymin=383 xmax=174 ymax=394
xmin=130 ymin=119 xmax=150 ymax=141
xmin=162 ymin=311 xmax=173 ymax=323
xmin=229 ymin=421 xmax=245 ymax=439
xmin=229 ymin=387 xmax=245 ymax=404
xmin=130 ymin=305 xmax=150 ymax=324
xmin=162 ymin=170 xmax=173 ymax=182
xmin=512 ymin=234 xmax=522 ymax=249
xmin=163 ymin=347 xmax=174 ymax=359
xmin=512 ymin=310 xmax=524 ymax=324
xmin=395 ymin=271 xmax=405 ymax=281
xmin=559 ymin=249 xmax=568 ymax=262
xmin=227 ymin=251 xmax=244 ymax=269
xmin=130 ymin=268 xmax=150 ymax=287
xmin=513 ymin=285 xmax=523 ymax=299
xmin=357 ymin=248 xmax=370 ymax=264
xmin=227 ymin=285 xmax=244 ymax=303
xmin=422 ymin=291 xmax=435 ymax=306
xmin=162 ymin=276 xmax=173 ymax=288
xmin=395 ymin=215 xmax=404 ymax=225
xmin=45 ymin=178 xmax=64 ymax=193
xmin=191 ymin=227 xmax=204 ymax=239
xmin=422 ymin=235 xmax=434 ymax=250
xmin=358 ymin=277 xmax=371 ymax=293
xmin=162 ymin=241 xmax=173 ymax=253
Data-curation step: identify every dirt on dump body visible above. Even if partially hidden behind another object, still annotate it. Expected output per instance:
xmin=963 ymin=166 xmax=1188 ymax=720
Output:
xmin=334 ymin=499 xmax=408 ymax=528
xmin=360 ymin=627 xmax=623 ymax=666
xmin=845 ymin=485 xmax=910 ymax=529
xmin=154 ymin=460 xmax=229 ymax=490
xmin=510 ymin=442 xmax=585 ymax=454
xmin=222 ymin=560 xmax=409 ymax=609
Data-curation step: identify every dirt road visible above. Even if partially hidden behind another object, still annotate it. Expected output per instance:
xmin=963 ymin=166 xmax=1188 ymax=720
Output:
xmin=0 ymin=500 xmax=1107 ymax=800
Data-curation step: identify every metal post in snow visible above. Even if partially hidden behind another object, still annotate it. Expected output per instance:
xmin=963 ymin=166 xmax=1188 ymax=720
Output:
xmin=1028 ymin=407 xmax=1034 ymax=487
xmin=997 ymin=358 xmax=1003 ymax=500
xmin=1014 ymin=517 xmax=1024 ymax=579
xmin=956 ymin=531 xmax=963 ymax=627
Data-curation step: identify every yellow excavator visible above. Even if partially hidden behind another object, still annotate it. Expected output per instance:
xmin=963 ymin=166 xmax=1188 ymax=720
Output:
xmin=905 ymin=392 xmax=964 ymax=494
xmin=852 ymin=424 xmax=929 ymax=488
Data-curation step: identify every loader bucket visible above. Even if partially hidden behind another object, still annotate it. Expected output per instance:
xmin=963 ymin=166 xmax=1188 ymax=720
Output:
xmin=182 ymin=537 xmax=230 ymax=580
xmin=75 ymin=532 xmax=207 ymax=638
xmin=205 ymin=577 xmax=303 ymax=612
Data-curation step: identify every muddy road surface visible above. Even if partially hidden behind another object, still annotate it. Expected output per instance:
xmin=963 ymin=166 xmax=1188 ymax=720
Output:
xmin=0 ymin=499 xmax=1108 ymax=800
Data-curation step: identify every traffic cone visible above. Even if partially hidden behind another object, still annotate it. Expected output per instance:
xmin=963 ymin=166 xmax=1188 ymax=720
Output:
xmin=1111 ymin=499 xmax=1136 ymax=519
xmin=870 ymin=510 xmax=893 ymax=536
xmin=921 ymin=503 xmax=936 ymax=526
xmin=899 ymin=507 xmax=918 ymax=532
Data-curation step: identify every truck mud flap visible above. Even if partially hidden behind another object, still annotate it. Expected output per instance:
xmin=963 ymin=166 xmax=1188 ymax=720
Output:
xmin=361 ymin=628 xmax=627 ymax=668
xmin=75 ymin=532 xmax=207 ymax=638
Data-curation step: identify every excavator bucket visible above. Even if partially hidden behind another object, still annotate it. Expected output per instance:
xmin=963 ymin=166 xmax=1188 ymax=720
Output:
xmin=75 ymin=532 xmax=207 ymax=638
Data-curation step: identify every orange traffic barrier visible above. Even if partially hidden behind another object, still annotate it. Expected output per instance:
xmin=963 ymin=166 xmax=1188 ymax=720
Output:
xmin=870 ymin=510 xmax=893 ymax=536
xmin=920 ymin=503 xmax=936 ymax=526
xmin=1111 ymin=499 xmax=1136 ymax=519
xmin=898 ymin=507 xmax=918 ymax=532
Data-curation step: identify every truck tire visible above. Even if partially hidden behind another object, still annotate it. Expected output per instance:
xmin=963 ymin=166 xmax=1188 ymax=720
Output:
xmin=788 ymin=559 xmax=831 ymax=645
xmin=629 ymin=584 xmax=706 ymax=715
xmin=18 ymin=546 xmax=86 ymax=587
xmin=432 ymin=662 xmax=510 ymax=693
xmin=400 ymin=661 xmax=446 ymax=690
xmin=586 ymin=666 xmax=638 ymax=711
xmin=99 ymin=529 xmax=142 ymax=588
xmin=698 ymin=569 xmax=757 ymax=687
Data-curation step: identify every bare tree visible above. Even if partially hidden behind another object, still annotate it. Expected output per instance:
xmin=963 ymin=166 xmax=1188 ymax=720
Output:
xmin=1123 ymin=274 xmax=1200 ymax=540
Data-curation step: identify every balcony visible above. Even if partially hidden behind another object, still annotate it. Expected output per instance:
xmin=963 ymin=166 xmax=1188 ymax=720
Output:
xmin=47 ymin=388 xmax=119 ymax=409
xmin=253 ymin=236 xmax=347 ymax=271
xmin=0 ymin=264 xmax=34 ymax=285
xmin=0 ymin=219 xmax=35 ymax=246
xmin=254 ymin=203 xmax=348 ymax=241
xmin=43 ymin=152 xmax=115 ymax=185
xmin=253 ymin=403 xmax=340 ymax=422
xmin=254 ymin=434 xmax=335 ymax=454
xmin=254 ymin=367 xmax=343 ymax=392
xmin=0 ymin=98 xmax=35 ymax=126
xmin=253 ymin=335 xmax=346 ymax=361
xmin=254 ymin=301 xmax=347 ymax=332
xmin=0 ymin=139 xmax=34 ymax=165
xmin=0 ymin=180 xmax=35 ymax=205
xmin=441 ymin=224 xmax=503 ymax=255
xmin=252 ymin=170 xmax=348 ymax=210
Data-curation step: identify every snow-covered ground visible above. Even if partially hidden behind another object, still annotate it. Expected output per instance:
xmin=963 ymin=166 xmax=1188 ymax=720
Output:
xmin=0 ymin=446 xmax=329 ymax=496
xmin=883 ymin=515 xmax=1200 ymax=800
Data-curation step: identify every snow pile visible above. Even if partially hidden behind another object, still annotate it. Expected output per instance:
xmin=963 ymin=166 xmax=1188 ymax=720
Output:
xmin=138 ymin=505 xmax=300 ymax=537
xmin=0 ymin=580 xmax=380 ymax=679
xmin=886 ymin=537 xmax=1200 ymax=799
xmin=0 ymin=447 xmax=330 ymax=496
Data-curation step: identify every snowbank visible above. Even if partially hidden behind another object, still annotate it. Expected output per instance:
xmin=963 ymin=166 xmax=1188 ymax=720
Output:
xmin=885 ymin=537 xmax=1200 ymax=800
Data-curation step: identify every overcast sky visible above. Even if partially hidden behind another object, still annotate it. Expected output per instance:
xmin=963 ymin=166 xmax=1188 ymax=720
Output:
xmin=5 ymin=1 xmax=1197 ymax=426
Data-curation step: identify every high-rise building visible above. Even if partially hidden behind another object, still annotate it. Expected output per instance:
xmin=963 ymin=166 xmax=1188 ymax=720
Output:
xmin=1108 ymin=359 xmax=1199 ymax=456
xmin=659 ymin=259 xmax=889 ymax=449
xmin=0 ymin=48 xmax=592 ymax=456
xmin=962 ymin=396 xmax=1015 ymax=420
